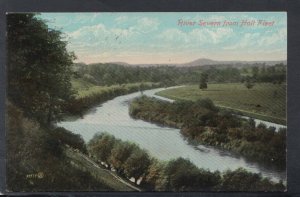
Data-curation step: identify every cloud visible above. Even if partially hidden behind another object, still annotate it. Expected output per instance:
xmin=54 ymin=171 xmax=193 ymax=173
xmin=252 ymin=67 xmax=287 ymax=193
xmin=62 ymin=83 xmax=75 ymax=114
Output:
xmin=66 ymin=23 xmax=137 ymax=50
xmin=192 ymin=14 xmax=226 ymax=22
xmin=115 ymin=16 xmax=128 ymax=24
xmin=67 ymin=17 xmax=160 ymax=42
xmin=132 ymin=17 xmax=160 ymax=34
xmin=48 ymin=13 xmax=286 ymax=64
xmin=158 ymin=28 xmax=188 ymax=42
xmin=67 ymin=24 xmax=108 ymax=40
xmin=65 ymin=16 xmax=161 ymax=55
xmin=257 ymin=28 xmax=287 ymax=46
xmin=223 ymin=32 xmax=261 ymax=50
xmin=203 ymin=28 xmax=233 ymax=44
xmin=224 ymin=27 xmax=286 ymax=50
xmin=158 ymin=27 xmax=233 ymax=45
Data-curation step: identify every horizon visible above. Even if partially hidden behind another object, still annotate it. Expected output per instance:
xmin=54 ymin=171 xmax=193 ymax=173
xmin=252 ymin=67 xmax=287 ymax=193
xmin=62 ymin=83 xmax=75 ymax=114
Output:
xmin=39 ymin=12 xmax=287 ymax=64
xmin=77 ymin=57 xmax=287 ymax=65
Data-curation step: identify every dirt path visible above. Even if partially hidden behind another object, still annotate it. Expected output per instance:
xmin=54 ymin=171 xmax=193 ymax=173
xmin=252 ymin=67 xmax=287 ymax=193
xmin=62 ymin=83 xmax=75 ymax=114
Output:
xmin=78 ymin=152 xmax=142 ymax=191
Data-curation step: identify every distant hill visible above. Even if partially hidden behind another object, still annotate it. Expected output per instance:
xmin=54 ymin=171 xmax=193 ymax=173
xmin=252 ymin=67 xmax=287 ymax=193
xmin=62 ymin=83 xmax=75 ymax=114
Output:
xmin=123 ymin=58 xmax=286 ymax=67
xmin=181 ymin=58 xmax=287 ymax=67
xmin=74 ymin=58 xmax=287 ymax=68
xmin=108 ymin=62 xmax=131 ymax=66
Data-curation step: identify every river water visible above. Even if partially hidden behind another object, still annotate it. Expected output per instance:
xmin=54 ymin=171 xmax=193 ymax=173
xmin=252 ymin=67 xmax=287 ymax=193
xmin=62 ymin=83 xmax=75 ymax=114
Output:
xmin=58 ymin=87 xmax=286 ymax=183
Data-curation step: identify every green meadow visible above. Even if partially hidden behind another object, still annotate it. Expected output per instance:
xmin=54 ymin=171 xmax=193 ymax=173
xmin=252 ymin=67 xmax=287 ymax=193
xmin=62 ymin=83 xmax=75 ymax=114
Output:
xmin=72 ymin=78 xmax=159 ymax=98
xmin=156 ymin=83 xmax=286 ymax=125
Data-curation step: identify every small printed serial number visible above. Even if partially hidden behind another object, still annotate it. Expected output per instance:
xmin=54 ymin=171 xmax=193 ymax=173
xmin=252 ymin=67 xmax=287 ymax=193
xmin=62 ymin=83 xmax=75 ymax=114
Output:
xmin=26 ymin=172 xmax=44 ymax=179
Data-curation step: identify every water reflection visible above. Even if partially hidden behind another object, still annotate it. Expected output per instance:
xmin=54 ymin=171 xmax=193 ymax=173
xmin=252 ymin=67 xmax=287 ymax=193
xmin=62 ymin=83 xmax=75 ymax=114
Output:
xmin=58 ymin=87 xmax=286 ymax=183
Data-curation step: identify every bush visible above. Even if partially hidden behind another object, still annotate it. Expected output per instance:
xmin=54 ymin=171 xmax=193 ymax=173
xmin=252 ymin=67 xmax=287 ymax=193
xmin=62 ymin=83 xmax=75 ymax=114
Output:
xmin=129 ymin=96 xmax=286 ymax=167
xmin=221 ymin=168 xmax=284 ymax=191
xmin=50 ymin=127 xmax=87 ymax=154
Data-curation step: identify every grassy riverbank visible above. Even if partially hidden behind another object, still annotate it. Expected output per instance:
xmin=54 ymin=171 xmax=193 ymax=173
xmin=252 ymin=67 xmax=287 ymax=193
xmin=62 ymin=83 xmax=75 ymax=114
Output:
xmin=66 ymin=79 xmax=161 ymax=116
xmin=156 ymin=83 xmax=286 ymax=125
xmin=6 ymin=79 xmax=161 ymax=191
xmin=130 ymin=96 xmax=286 ymax=169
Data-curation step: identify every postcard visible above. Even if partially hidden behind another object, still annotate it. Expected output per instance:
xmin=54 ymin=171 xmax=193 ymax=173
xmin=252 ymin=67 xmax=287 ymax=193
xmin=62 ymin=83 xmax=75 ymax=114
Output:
xmin=6 ymin=12 xmax=287 ymax=192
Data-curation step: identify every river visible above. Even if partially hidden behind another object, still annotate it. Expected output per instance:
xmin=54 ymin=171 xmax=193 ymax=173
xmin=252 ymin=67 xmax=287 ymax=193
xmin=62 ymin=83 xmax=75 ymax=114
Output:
xmin=57 ymin=87 xmax=286 ymax=183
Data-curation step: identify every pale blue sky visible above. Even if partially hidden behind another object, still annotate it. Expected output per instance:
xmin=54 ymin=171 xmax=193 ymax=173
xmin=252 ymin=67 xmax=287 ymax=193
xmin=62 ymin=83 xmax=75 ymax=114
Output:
xmin=39 ymin=12 xmax=287 ymax=64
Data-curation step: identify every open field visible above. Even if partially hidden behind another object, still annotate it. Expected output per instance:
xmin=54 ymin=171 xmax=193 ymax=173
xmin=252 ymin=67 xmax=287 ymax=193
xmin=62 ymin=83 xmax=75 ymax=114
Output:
xmin=156 ymin=83 xmax=286 ymax=125
xmin=72 ymin=78 xmax=160 ymax=98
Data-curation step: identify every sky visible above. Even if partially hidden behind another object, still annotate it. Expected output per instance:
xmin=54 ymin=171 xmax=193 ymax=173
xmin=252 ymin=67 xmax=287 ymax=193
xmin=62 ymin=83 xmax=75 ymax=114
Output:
xmin=39 ymin=12 xmax=287 ymax=64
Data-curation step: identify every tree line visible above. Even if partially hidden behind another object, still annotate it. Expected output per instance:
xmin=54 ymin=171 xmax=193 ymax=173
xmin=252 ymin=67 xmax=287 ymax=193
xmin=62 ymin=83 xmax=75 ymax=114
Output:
xmin=73 ymin=62 xmax=286 ymax=88
xmin=87 ymin=132 xmax=284 ymax=191
xmin=130 ymin=96 xmax=286 ymax=168
xmin=7 ymin=13 xmax=76 ymax=126
xmin=7 ymin=13 xmax=286 ymax=126
xmin=66 ymin=82 xmax=161 ymax=116
xmin=6 ymin=13 xmax=118 ymax=191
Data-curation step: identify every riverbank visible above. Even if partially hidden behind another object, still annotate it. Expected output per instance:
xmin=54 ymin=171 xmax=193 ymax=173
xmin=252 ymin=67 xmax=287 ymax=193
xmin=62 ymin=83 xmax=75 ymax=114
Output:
xmin=129 ymin=96 xmax=286 ymax=169
xmin=155 ymin=83 xmax=286 ymax=125
xmin=87 ymin=132 xmax=285 ymax=191
xmin=6 ymin=101 xmax=124 ymax=191
xmin=65 ymin=82 xmax=162 ymax=116
xmin=58 ymin=87 xmax=286 ymax=184
xmin=65 ymin=146 xmax=139 ymax=191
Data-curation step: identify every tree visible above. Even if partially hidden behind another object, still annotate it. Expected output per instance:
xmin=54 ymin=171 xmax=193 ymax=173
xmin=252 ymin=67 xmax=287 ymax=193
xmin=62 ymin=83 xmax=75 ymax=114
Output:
xmin=244 ymin=76 xmax=255 ymax=89
xmin=124 ymin=149 xmax=151 ymax=184
xmin=164 ymin=158 xmax=197 ymax=191
xmin=144 ymin=159 xmax=166 ymax=190
xmin=219 ymin=168 xmax=285 ymax=191
xmin=164 ymin=157 xmax=220 ymax=191
xmin=88 ymin=133 xmax=116 ymax=167
xmin=7 ymin=13 xmax=76 ymax=125
xmin=199 ymin=73 xmax=208 ymax=90
xmin=139 ymin=82 xmax=145 ymax=95
xmin=245 ymin=81 xmax=255 ymax=89
xmin=50 ymin=127 xmax=87 ymax=154
xmin=252 ymin=66 xmax=259 ymax=79
xmin=103 ymin=73 xmax=113 ymax=85
xmin=108 ymin=142 xmax=137 ymax=174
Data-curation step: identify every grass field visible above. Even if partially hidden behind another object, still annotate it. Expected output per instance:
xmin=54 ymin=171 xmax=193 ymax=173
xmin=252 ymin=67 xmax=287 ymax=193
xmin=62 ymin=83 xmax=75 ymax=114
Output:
xmin=72 ymin=78 xmax=159 ymax=98
xmin=65 ymin=147 xmax=137 ymax=191
xmin=156 ymin=83 xmax=286 ymax=125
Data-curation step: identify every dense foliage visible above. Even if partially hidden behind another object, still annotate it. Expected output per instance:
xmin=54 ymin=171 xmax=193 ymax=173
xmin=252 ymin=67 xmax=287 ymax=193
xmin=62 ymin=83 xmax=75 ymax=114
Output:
xmin=87 ymin=133 xmax=285 ymax=191
xmin=130 ymin=96 xmax=286 ymax=168
xmin=50 ymin=127 xmax=87 ymax=154
xmin=6 ymin=13 xmax=113 ymax=191
xmin=7 ymin=14 xmax=76 ymax=125
xmin=74 ymin=63 xmax=178 ymax=86
xmin=248 ymin=65 xmax=286 ymax=84
xmin=66 ymin=82 xmax=161 ymax=116
xmin=73 ymin=62 xmax=286 ymax=87
xmin=88 ymin=133 xmax=151 ymax=184
xmin=6 ymin=102 xmax=113 ymax=191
